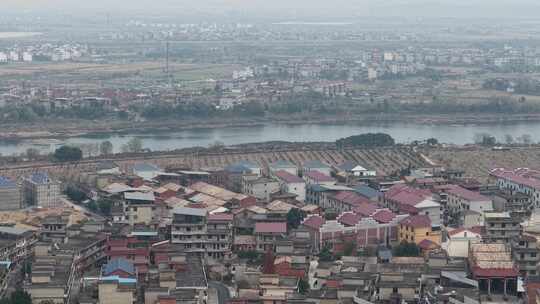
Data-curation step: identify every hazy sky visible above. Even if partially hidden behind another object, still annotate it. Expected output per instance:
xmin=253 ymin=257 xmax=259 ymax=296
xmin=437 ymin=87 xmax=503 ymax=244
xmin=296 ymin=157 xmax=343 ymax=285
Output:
xmin=4 ymin=0 xmax=540 ymax=19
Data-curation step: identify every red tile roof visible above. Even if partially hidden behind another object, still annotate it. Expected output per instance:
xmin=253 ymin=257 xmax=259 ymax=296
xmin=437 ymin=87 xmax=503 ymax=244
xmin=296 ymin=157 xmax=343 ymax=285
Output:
xmin=331 ymin=191 xmax=370 ymax=207
xmin=338 ymin=212 xmax=362 ymax=226
xmin=471 ymin=267 xmax=519 ymax=278
xmin=371 ymin=209 xmax=396 ymax=223
xmin=302 ymin=215 xmax=325 ymax=230
xmin=490 ymin=168 xmax=540 ymax=190
xmin=418 ymin=239 xmax=440 ymax=250
xmin=304 ymin=170 xmax=335 ymax=183
xmin=255 ymin=222 xmax=287 ymax=234
xmin=400 ymin=214 xmax=431 ymax=228
xmin=353 ymin=203 xmax=378 ymax=217
xmin=208 ymin=213 xmax=233 ymax=221
xmin=445 ymin=185 xmax=490 ymax=202
xmin=448 ymin=226 xmax=483 ymax=237
xmin=274 ymin=170 xmax=304 ymax=183
xmin=386 ymin=184 xmax=431 ymax=206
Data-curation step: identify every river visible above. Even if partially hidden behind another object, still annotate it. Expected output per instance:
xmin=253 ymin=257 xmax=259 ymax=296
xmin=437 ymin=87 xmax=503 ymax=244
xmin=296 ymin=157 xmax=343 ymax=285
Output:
xmin=0 ymin=121 xmax=537 ymax=156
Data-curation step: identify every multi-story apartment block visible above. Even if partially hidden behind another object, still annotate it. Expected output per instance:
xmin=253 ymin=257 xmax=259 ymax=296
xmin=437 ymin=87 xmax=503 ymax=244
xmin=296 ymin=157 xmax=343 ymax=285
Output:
xmin=254 ymin=222 xmax=287 ymax=252
xmin=511 ymin=235 xmax=539 ymax=277
xmin=445 ymin=185 xmax=493 ymax=215
xmin=206 ymin=213 xmax=233 ymax=260
xmin=0 ymin=226 xmax=38 ymax=264
xmin=242 ymin=176 xmax=280 ymax=201
xmin=0 ymin=176 xmax=21 ymax=210
xmin=170 ymin=207 xmax=233 ymax=260
xmin=484 ymin=212 xmax=522 ymax=243
xmin=171 ymin=207 xmax=208 ymax=256
xmin=490 ymin=168 xmax=540 ymax=208
xmin=22 ymin=172 xmax=60 ymax=208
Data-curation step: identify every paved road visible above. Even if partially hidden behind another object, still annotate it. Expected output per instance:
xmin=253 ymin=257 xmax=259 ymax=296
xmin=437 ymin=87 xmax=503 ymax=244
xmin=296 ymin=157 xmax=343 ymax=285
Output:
xmin=208 ymin=281 xmax=231 ymax=304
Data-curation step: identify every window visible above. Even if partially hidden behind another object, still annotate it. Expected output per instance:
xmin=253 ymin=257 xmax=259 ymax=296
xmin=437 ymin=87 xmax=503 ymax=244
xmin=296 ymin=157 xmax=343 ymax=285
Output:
xmin=531 ymin=253 xmax=537 ymax=258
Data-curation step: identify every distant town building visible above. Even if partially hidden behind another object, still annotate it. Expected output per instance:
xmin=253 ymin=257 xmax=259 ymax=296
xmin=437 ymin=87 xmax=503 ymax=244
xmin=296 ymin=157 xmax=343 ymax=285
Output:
xmin=0 ymin=176 xmax=21 ymax=210
xmin=22 ymin=172 xmax=60 ymax=208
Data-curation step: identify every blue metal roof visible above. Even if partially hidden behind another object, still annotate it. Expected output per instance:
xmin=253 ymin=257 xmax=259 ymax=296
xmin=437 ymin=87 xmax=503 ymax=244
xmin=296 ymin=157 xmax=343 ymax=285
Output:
xmin=0 ymin=176 xmax=16 ymax=188
xmin=30 ymin=172 xmax=50 ymax=184
xmin=102 ymin=258 xmax=135 ymax=276
xmin=224 ymin=164 xmax=252 ymax=174
xmin=100 ymin=275 xmax=137 ymax=284
xmin=354 ymin=184 xmax=382 ymax=199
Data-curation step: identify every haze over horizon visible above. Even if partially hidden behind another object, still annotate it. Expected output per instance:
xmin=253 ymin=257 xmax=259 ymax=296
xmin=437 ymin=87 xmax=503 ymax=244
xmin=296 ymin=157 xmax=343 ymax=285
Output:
xmin=4 ymin=0 xmax=540 ymax=20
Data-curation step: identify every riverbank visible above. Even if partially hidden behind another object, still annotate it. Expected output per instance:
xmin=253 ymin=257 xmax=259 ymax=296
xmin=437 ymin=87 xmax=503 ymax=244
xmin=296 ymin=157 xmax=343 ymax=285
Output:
xmin=2 ymin=113 xmax=540 ymax=141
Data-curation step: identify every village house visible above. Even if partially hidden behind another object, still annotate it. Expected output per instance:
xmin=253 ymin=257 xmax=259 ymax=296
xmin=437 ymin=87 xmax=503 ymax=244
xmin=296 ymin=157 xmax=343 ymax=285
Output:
xmin=254 ymin=222 xmax=287 ymax=252
xmin=273 ymin=170 xmax=306 ymax=202
xmin=242 ymin=176 xmax=280 ymax=201
xmin=398 ymin=214 xmax=441 ymax=246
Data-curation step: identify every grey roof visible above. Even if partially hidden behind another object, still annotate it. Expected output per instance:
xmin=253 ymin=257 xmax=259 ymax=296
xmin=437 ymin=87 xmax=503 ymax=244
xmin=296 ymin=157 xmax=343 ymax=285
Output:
xmin=338 ymin=161 xmax=357 ymax=171
xmin=270 ymin=160 xmax=296 ymax=168
xmin=175 ymin=255 xmax=207 ymax=288
xmin=124 ymin=192 xmax=155 ymax=201
xmin=303 ymin=160 xmax=331 ymax=169
xmin=236 ymin=160 xmax=260 ymax=168
xmin=96 ymin=161 xmax=118 ymax=171
xmin=0 ymin=226 xmax=30 ymax=236
xmin=224 ymin=164 xmax=252 ymax=174
xmin=133 ymin=163 xmax=161 ymax=172
xmin=172 ymin=207 xmax=207 ymax=217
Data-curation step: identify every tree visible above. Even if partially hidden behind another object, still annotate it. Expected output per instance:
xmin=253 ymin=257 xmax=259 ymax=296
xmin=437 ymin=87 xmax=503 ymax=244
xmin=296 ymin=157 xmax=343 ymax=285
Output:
xmin=521 ymin=134 xmax=532 ymax=145
xmin=65 ymin=185 xmax=87 ymax=203
xmin=343 ymin=240 xmax=356 ymax=256
xmin=336 ymin=133 xmax=395 ymax=148
xmin=53 ymin=146 xmax=83 ymax=162
xmin=100 ymin=141 xmax=114 ymax=155
xmin=393 ymin=241 xmax=421 ymax=257
xmin=3 ymin=290 xmax=32 ymax=304
xmin=87 ymin=201 xmax=98 ymax=212
xmin=504 ymin=134 xmax=514 ymax=145
xmin=97 ymin=199 xmax=113 ymax=215
xmin=298 ymin=278 xmax=310 ymax=294
xmin=122 ymin=137 xmax=143 ymax=153
xmin=426 ymin=138 xmax=439 ymax=146
xmin=473 ymin=133 xmax=496 ymax=146
xmin=25 ymin=148 xmax=40 ymax=160
xmin=286 ymin=208 xmax=306 ymax=229
xmin=318 ymin=246 xmax=334 ymax=262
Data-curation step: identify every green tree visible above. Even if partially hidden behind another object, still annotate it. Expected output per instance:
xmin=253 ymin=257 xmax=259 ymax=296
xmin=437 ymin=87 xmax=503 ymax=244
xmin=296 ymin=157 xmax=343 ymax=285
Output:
xmin=5 ymin=290 xmax=32 ymax=304
xmin=121 ymin=137 xmax=143 ymax=153
xmin=87 ymin=201 xmax=98 ymax=212
xmin=298 ymin=278 xmax=310 ymax=294
xmin=65 ymin=185 xmax=87 ymax=203
xmin=318 ymin=246 xmax=334 ymax=262
xmin=97 ymin=199 xmax=113 ymax=215
xmin=100 ymin=141 xmax=114 ymax=155
xmin=336 ymin=133 xmax=395 ymax=148
xmin=343 ymin=240 xmax=356 ymax=256
xmin=286 ymin=208 xmax=306 ymax=230
xmin=426 ymin=138 xmax=439 ymax=146
xmin=393 ymin=241 xmax=421 ymax=257
xmin=53 ymin=146 xmax=83 ymax=162
xmin=25 ymin=148 xmax=40 ymax=160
